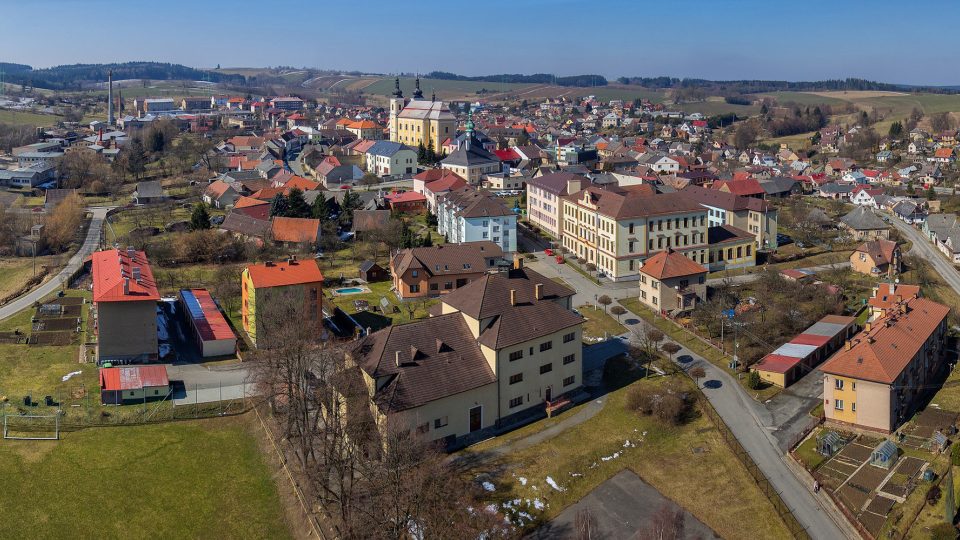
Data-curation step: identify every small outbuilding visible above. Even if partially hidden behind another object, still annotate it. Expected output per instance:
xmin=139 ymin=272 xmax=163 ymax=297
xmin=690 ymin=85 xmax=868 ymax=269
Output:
xmin=359 ymin=261 xmax=388 ymax=283
xmin=178 ymin=289 xmax=237 ymax=358
xmin=99 ymin=365 xmax=170 ymax=405
xmin=870 ymin=440 xmax=899 ymax=470
xmin=817 ymin=431 xmax=843 ymax=457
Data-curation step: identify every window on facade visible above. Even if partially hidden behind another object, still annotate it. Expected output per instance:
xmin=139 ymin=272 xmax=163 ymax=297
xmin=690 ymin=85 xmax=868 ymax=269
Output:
xmin=563 ymin=354 xmax=576 ymax=365
xmin=629 ymin=223 xmax=634 ymax=234
xmin=540 ymin=341 xmax=552 ymax=352
xmin=416 ymin=422 xmax=430 ymax=434
xmin=411 ymin=270 xmax=418 ymax=277
xmin=653 ymin=296 xmax=658 ymax=305
xmin=563 ymin=375 xmax=576 ymax=386
xmin=834 ymin=399 xmax=843 ymax=411
xmin=851 ymin=402 xmax=856 ymax=412
xmin=444 ymin=282 xmax=453 ymax=290
xmin=540 ymin=363 xmax=553 ymax=374
xmin=509 ymin=397 xmax=523 ymax=408
xmin=430 ymin=283 xmax=439 ymax=291
xmin=563 ymin=332 xmax=575 ymax=343
xmin=434 ymin=416 xmax=448 ymax=428
xmin=652 ymin=280 xmax=658 ymax=290
xmin=409 ymin=284 xmax=420 ymax=293
xmin=835 ymin=379 xmax=844 ymax=390
xmin=482 ymin=232 xmax=489 ymax=239
xmin=509 ymin=350 xmax=523 ymax=361
xmin=509 ymin=373 xmax=523 ymax=385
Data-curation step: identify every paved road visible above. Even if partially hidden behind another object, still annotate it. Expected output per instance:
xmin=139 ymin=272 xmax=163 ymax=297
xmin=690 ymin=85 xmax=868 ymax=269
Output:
xmin=0 ymin=206 xmax=112 ymax=322
xmin=887 ymin=215 xmax=960 ymax=296
xmin=518 ymin=229 xmax=856 ymax=538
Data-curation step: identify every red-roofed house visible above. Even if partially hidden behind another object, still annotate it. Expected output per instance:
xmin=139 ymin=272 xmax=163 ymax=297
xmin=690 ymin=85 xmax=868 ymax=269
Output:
xmin=241 ymin=258 xmax=324 ymax=348
xmin=91 ymin=248 xmax=160 ymax=364
xmin=385 ymin=191 xmax=427 ymax=214
xmin=637 ymin=248 xmax=707 ymax=314
xmin=99 ymin=365 xmax=170 ymax=404
xmin=271 ymin=217 xmax=322 ymax=246
xmin=713 ymin=178 xmax=766 ymax=198
xmin=414 ymin=170 xmax=467 ymax=212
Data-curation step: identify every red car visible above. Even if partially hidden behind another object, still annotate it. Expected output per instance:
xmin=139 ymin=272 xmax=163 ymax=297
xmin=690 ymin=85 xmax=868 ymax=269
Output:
xmin=544 ymin=248 xmax=553 ymax=256
xmin=555 ymin=255 xmax=564 ymax=264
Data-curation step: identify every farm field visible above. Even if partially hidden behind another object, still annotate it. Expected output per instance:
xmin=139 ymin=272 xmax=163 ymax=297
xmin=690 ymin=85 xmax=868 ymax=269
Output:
xmin=0 ymin=109 xmax=64 ymax=126
xmin=0 ymin=415 xmax=290 ymax=538
xmin=361 ymin=76 xmax=534 ymax=101
xmin=0 ymin=256 xmax=57 ymax=299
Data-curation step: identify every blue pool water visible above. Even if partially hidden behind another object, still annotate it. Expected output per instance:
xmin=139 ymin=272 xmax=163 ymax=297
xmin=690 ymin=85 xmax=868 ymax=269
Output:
xmin=335 ymin=287 xmax=365 ymax=295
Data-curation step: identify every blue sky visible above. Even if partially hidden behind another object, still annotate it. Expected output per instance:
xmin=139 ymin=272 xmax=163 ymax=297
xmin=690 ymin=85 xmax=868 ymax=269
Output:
xmin=3 ymin=0 xmax=958 ymax=85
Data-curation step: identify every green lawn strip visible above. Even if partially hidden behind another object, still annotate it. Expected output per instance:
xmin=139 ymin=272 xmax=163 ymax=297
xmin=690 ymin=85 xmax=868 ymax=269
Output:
xmin=577 ymin=304 xmax=627 ymax=341
xmin=0 ymin=416 xmax=290 ymax=538
xmin=619 ymin=298 xmax=780 ymax=402
xmin=327 ymin=281 xmax=438 ymax=331
xmin=461 ymin=377 xmax=792 ymax=540
xmin=793 ymin=435 xmax=828 ymax=471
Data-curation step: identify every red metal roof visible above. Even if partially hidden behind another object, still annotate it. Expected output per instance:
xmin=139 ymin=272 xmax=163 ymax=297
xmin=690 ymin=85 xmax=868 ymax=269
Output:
xmin=91 ymin=249 xmax=160 ymax=303
xmin=99 ymin=365 xmax=169 ymax=391
xmin=180 ymin=289 xmax=236 ymax=342
xmin=753 ymin=354 xmax=801 ymax=374
xmin=790 ymin=333 xmax=831 ymax=347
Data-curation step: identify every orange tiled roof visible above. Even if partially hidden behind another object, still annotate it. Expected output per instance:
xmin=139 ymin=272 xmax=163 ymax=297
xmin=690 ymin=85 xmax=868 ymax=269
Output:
xmin=246 ymin=259 xmax=324 ymax=288
xmin=639 ymin=248 xmax=707 ymax=280
xmin=91 ymin=249 xmax=160 ymax=303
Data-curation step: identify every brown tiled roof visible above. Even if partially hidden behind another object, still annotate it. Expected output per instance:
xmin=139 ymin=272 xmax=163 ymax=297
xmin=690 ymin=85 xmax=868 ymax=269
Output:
xmin=221 ymin=212 xmax=270 ymax=238
xmin=526 ymin=172 xmax=587 ymax=195
xmin=707 ymin=224 xmax=754 ymax=245
xmin=271 ymin=217 xmax=321 ymax=243
xmin=566 ymin=186 xmax=704 ymax=220
xmin=820 ymin=297 xmax=949 ymax=384
xmin=440 ymin=188 xmax=513 ymax=218
xmin=391 ymin=242 xmax=504 ymax=278
xmin=351 ymin=313 xmax=497 ymax=413
xmin=680 ymin=185 xmax=771 ymax=212
xmin=639 ymin=248 xmax=707 ymax=280
xmin=854 ymin=240 xmax=898 ymax=266
xmin=440 ymin=267 xmax=583 ymax=348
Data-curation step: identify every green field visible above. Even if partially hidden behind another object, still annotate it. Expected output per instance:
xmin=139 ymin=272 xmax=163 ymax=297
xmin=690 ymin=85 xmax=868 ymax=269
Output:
xmin=0 ymin=109 xmax=64 ymax=127
xmin=361 ymin=76 xmax=533 ymax=100
xmin=0 ymin=415 xmax=289 ymax=538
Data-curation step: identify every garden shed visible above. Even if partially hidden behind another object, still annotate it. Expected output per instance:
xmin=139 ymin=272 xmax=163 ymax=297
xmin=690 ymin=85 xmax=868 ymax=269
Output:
xmin=817 ymin=431 xmax=843 ymax=457
xmin=870 ymin=440 xmax=899 ymax=470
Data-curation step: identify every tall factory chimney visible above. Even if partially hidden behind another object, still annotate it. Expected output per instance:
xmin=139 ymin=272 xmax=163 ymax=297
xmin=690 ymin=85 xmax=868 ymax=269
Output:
xmin=107 ymin=69 xmax=114 ymax=126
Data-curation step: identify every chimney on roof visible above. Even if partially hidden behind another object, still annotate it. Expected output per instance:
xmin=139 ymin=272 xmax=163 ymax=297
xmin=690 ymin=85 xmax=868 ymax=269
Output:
xmin=265 ymin=260 xmax=275 ymax=267
xmin=126 ymin=246 xmax=135 ymax=259
xmin=845 ymin=340 xmax=852 ymax=351
xmin=900 ymin=303 xmax=908 ymax=314
xmin=535 ymin=283 xmax=544 ymax=301
xmin=510 ymin=289 xmax=517 ymax=306
xmin=513 ymin=254 xmax=523 ymax=270
xmin=395 ymin=350 xmax=401 ymax=367
xmin=132 ymin=267 xmax=141 ymax=283
xmin=888 ymin=281 xmax=895 ymax=295
xmin=865 ymin=322 xmax=871 ymax=333
xmin=123 ymin=277 xmax=130 ymax=295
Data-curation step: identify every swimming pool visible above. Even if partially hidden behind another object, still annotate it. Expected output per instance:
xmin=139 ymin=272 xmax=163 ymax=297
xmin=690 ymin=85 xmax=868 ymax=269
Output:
xmin=334 ymin=287 xmax=365 ymax=295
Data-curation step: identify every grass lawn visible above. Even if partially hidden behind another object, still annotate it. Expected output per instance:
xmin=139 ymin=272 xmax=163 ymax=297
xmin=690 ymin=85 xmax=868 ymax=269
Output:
xmin=0 ymin=289 xmax=96 ymax=400
xmin=0 ymin=109 xmax=63 ymax=127
xmin=907 ymin=464 xmax=960 ymax=539
xmin=926 ymin=365 xmax=960 ymax=412
xmin=618 ymin=298 xmax=781 ymax=402
xmin=0 ymin=415 xmax=290 ymax=538
xmin=577 ymin=304 xmax=626 ymax=341
xmin=460 ymin=376 xmax=792 ymax=539
xmin=793 ymin=433 xmax=828 ymax=471
xmin=327 ymin=280 xmax=437 ymax=332
xmin=0 ymin=256 xmax=58 ymax=299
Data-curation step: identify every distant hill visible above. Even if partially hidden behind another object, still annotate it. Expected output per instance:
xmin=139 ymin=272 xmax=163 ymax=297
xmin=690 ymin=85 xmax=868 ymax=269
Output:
xmin=614 ymin=76 xmax=959 ymax=95
xmin=427 ymin=71 xmax=607 ymax=87
xmin=0 ymin=62 xmax=246 ymax=90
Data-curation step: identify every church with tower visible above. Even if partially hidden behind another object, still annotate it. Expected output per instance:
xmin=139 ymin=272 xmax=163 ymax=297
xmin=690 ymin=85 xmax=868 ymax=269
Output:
xmin=388 ymin=76 xmax=457 ymax=151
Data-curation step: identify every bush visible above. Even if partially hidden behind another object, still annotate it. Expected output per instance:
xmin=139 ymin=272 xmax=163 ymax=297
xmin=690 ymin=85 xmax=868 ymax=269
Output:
xmin=927 ymin=485 xmax=942 ymax=506
xmin=746 ymin=371 xmax=762 ymax=390
xmin=625 ymin=382 xmax=692 ymax=426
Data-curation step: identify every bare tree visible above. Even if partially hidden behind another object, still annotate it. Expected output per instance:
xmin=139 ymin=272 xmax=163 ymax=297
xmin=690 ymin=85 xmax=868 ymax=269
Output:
xmin=610 ymin=305 xmax=626 ymax=322
xmin=662 ymin=342 xmax=681 ymax=362
xmin=576 ymin=507 xmax=596 ymax=540
xmin=689 ymin=366 xmax=706 ymax=387
xmin=597 ymin=294 xmax=612 ymax=313
xmin=640 ymin=503 xmax=686 ymax=540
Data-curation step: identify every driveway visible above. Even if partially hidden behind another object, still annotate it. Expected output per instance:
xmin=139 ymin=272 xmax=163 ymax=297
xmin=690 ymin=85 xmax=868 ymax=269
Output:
xmin=0 ymin=206 xmax=112 ymax=322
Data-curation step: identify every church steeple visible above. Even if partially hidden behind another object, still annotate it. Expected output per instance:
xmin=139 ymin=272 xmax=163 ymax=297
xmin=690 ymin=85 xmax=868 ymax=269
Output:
xmin=413 ymin=75 xmax=423 ymax=99
xmin=465 ymin=109 xmax=474 ymax=151
xmin=392 ymin=76 xmax=403 ymax=99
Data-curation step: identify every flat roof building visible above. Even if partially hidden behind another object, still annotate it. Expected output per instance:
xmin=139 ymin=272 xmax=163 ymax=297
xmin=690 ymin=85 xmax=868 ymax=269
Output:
xmin=178 ymin=289 xmax=237 ymax=358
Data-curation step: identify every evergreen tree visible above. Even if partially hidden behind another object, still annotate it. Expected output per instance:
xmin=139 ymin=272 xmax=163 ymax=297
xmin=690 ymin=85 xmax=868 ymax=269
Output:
xmin=341 ymin=189 xmax=361 ymax=222
xmin=126 ymin=138 xmax=148 ymax=179
xmin=146 ymin=128 xmax=165 ymax=153
xmin=269 ymin=193 xmax=290 ymax=217
xmin=888 ymin=121 xmax=904 ymax=139
xmin=312 ymin=193 xmax=330 ymax=222
xmin=926 ymin=185 xmax=938 ymax=201
xmin=421 ymin=232 xmax=433 ymax=247
xmin=190 ymin=203 xmax=211 ymax=230
xmin=287 ymin=188 xmax=311 ymax=218
xmin=417 ymin=142 xmax=427 ymax=162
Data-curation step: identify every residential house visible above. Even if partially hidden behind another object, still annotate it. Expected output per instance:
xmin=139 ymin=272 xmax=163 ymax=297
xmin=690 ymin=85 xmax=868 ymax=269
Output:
xmin=131 ymin=180 xmax=165 ymax=205
xmin=241 ymin=258 xmax=324 ymax=348
xmin=91 ymin=248 xmax=160 ymax=364
xmin=840 ymin=206 xmax=890 ymax=241
xmin=384 ymin=191 xmax=427 ymax=214
xmin=413 ymin=169 xmax=467 ymax=213
xmin=525 ymin=172 xmax=586 ymax=240
xmin=821 ymin=296 xmax=949 ymax=433
xmin=637 ymin=248 xmax=708 ymax=315
xmin=923 ymin=213 xmax=960 ymax=263
xmin=441 ymin=131 xmax=502 ymax=184
xmin=390 ymin=242 xmax=505 ymax=299
xmin=271 ymin=217 xmax=322 ymax=248
xmin=366 ymin=140 xmax=417 ymax=177
xmin=203 ymin=180 xmax=240 ymax=209
xmin=437 ymin=188 xmax=517 ymax=252
xmin=850 ymin=186 xmax=884 ymax=207
xmin=850 ymin=240 xmax=901 ymax=278
xmin=340 ymin=263 xmax=583 ymax=447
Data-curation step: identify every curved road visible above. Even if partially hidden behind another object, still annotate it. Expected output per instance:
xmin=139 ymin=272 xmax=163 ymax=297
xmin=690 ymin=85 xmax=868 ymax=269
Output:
xmin=886 ymin=215 xmax=960 ymax=296
xmin=0 ymin=206 xmax=112 ymax=322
